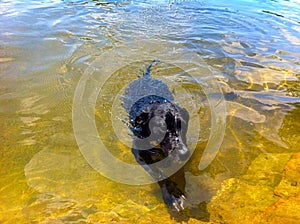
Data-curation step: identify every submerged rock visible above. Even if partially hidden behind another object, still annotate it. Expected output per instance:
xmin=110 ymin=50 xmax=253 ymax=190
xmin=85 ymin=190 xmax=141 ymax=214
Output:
xmin=208 ymin=153 xmax=300 ymax=223
xmin=274 ymin=153 xmax=300 ymax=198
xmin=265 ymin=153 xmax=300 ymax=223
xmin=264 ymin=196 xmax=300 ymax=224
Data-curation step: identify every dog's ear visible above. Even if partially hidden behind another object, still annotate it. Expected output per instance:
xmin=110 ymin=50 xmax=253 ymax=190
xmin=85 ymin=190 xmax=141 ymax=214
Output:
xmin=178 ymin=107 xmax=189 ymax=142
xmin=179 ymin=107 xmax=189 ymax=124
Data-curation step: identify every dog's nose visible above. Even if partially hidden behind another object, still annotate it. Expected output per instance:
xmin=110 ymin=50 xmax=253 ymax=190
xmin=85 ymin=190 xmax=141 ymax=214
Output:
xmin=176 ymin=143 xmax=190 ymax=161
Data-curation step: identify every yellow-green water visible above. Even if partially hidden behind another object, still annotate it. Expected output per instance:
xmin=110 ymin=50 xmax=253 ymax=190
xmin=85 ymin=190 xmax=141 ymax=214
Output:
xmin=0 ymin=0 xmax=300 ymax=223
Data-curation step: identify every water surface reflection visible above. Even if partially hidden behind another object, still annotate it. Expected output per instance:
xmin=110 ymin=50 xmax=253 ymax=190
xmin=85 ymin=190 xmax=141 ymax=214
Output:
xmin=0 ymin=0 xmax=300 ymax=223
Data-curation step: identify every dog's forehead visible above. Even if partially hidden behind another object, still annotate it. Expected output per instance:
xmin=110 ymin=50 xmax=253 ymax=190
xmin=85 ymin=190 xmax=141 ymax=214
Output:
xmin=153 ymin=103 xmax=179 ymax=116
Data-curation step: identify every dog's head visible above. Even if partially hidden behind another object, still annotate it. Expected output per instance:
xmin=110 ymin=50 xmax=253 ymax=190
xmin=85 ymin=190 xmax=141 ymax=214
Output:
xmin=129 ymin=98 xmax=190 ymax=162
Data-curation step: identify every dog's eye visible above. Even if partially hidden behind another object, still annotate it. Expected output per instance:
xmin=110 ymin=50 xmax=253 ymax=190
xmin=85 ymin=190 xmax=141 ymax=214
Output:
xmin=136 ymin=112 xmax=149 ymax=125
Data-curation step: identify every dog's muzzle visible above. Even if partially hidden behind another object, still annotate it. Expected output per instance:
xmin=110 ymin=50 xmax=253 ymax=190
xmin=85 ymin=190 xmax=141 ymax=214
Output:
xmin=176 ymin=143 xmax=190 ymax=161
xmin=171 ymin=137 xmax=190 ymax=162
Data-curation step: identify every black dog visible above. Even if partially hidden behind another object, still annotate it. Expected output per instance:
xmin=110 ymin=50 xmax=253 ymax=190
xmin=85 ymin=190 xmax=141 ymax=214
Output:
xmin=123 ymin=61 xmax=190 ymax=211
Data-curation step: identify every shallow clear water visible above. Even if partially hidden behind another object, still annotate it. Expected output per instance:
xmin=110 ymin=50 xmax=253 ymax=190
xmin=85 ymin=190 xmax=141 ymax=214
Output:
xmin=0 ymin=0 xmax=300 ymax=223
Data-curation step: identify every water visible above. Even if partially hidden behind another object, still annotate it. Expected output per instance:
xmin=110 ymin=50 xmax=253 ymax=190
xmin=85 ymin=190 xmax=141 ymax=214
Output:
xmin=1 ymin=0 xmax=300 ymax=223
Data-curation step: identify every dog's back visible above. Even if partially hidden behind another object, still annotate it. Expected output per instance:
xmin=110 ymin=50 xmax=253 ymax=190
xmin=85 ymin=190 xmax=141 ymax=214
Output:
xmin=123 ymin=60 xmax=173 ymax=114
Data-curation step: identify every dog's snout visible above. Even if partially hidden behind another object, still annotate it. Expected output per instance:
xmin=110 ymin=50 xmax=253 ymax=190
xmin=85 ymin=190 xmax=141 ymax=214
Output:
xmin=176 ymin=143 xmax=190 ymax=161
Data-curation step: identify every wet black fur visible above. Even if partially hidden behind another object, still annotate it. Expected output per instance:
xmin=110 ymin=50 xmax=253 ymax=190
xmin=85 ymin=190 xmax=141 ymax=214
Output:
xmin=125 ymin=70 xmax=190 ymax=211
